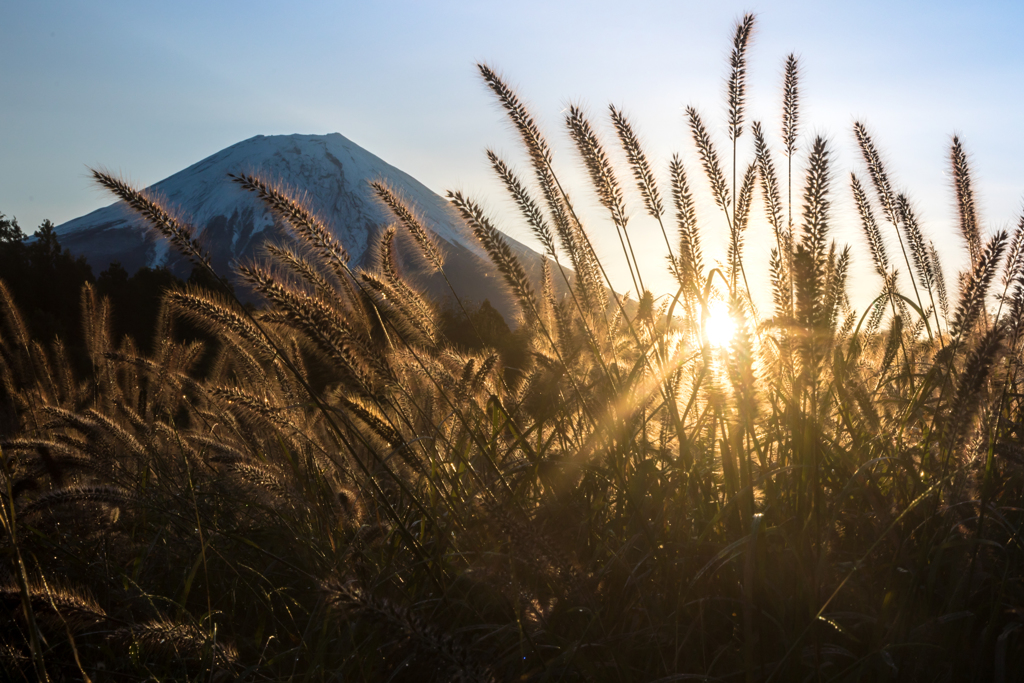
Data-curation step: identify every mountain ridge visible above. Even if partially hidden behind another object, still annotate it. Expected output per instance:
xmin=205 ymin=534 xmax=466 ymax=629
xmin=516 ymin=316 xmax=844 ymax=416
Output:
xmin=55 ymin=133 xmax=543 ymax=320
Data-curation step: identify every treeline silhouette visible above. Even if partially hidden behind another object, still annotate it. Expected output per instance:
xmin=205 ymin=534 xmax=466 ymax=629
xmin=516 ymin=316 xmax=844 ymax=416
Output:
xmin=0 ymin=213 xmax=228 ymax=376
xmin=0 ymin=212 xmax=512 ymax=374
xmin=0 ymin=215 xmax=92 ymax=352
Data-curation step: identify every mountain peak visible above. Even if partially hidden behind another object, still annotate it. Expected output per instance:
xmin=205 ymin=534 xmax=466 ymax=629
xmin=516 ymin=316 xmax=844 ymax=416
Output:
xmin=57 ymin=132 xmax=485 ymax=272
xmin=54 ymin=133 xmax=539 ymax=321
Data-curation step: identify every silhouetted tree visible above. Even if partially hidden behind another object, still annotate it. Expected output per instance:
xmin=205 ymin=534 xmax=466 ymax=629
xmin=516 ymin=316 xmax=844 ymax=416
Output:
xmin=0 ymin=216 xmax=94 ymax=350
xmin=0 ymin=213 xmax=27 ymax=243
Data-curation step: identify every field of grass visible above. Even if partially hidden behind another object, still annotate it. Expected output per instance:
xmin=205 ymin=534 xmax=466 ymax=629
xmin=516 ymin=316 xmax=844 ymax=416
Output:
xmin=4 ymin=14 xmax=1024 ymax=681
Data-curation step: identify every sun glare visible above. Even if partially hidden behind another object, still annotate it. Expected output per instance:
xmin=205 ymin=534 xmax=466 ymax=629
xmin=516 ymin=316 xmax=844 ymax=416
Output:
xmin=704 ymin=300 xmax=737 ymax=348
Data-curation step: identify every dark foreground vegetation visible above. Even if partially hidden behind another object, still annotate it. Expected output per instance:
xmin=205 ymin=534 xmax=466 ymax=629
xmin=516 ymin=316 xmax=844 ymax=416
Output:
xmin=4 ymin=15 xmax=1024 ymax=681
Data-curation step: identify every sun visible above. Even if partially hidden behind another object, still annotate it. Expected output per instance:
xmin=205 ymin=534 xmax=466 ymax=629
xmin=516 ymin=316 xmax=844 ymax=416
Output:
xmin=704 ymin=300 xmax=737 ymax=348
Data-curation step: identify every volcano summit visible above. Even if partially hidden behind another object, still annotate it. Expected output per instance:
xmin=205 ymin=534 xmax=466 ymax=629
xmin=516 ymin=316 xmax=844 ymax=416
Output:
xmin=55 ymin=133 xmax=541 ymax=318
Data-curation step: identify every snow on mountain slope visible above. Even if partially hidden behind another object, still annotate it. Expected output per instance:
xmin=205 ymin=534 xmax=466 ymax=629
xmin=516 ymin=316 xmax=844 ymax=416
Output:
xmin=53 ymin=133 xmax=553 ymax=320
xmin=56 ymin=133 xmax=489 ymax=272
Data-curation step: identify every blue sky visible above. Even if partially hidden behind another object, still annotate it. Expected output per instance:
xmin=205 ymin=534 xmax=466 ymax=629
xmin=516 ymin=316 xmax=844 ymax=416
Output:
xmin=4 ymin=1 xmax=1024 ymax=299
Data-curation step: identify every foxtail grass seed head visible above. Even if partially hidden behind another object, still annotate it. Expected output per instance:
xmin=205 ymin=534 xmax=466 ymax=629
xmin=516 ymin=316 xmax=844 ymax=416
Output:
xmin=727 ymin=14 xmax=756 ymax=142
xmin=853 ymin=122 xmax=898 ymax=227
xmin=478 ymin=63 xmax=552 ymax=169
xmin=231 ymin=171 xmax=350 ymax=271
xmin=371 ymin=179 xmax=446 ymax=273
xmin=487 ymin=149 xmax=558 ymax=258
xmin=670 ymin=153 xmax=704 ymax=294
xmin=897 ymin=194 xmax=936 ymax=292
xmin=687 ymin=107 xmax=731 ymax=212
xmin=753 ymin=122 xmax=785 ymax=239
xmin=448 ymin=190 xmax=537 ymax=322
xmin=566 ymin=105 xmax=629 ymax=230
xmin=610 ymin=104 xmax=664 ymax=220
xmin=851 ymin=173 xmax=889 ymax=277
xmin=782 ymin=54 xmax=799 ymax=156
xmin=91 ymin=169 xmax=212 ymax=271
xmin=951 ymin=230 xmax=1008 ymax=342
xmin=951 ymin=135 xmax=982 ymax=267
xmin=800 ymin=136 xmax=832 ymax=264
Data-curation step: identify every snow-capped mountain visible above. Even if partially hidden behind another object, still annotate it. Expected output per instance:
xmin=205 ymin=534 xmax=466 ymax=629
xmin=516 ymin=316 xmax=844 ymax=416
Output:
xmin=55 ymin=133 xmax=540 ymax=319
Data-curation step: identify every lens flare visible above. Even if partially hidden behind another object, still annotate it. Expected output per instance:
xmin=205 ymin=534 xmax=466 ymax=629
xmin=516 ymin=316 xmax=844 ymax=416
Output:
xmin=704 ymin=300 xmax=737 ymax=348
